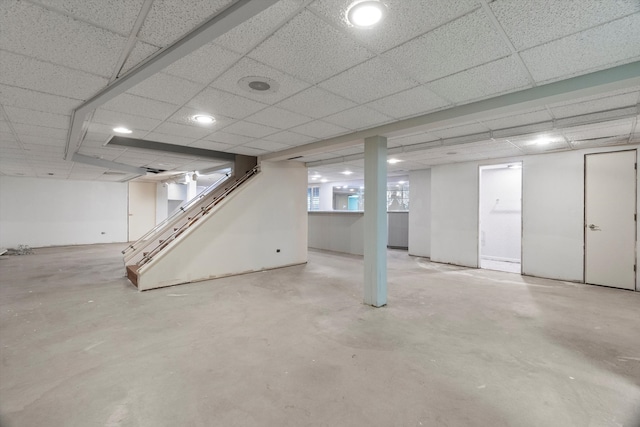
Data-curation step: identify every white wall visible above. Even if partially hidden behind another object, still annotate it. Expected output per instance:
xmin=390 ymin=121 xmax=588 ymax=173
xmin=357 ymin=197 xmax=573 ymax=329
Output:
xmin=156 ymin=183 xmax=168 ymax=224
xmin=0 ymin=176 xmax=127 ymax=248
xmin=408 ymin=169 xmax=431 ymax=257
xmin=431 ymin=163 xmax=479 ymax=267
xmin=308 ymin=212 xmax=364 ymax=255
xmin=479 ymin=167 xmax=521 ymax=262
xmin=138 ymin=161 xmax=308 ymax=290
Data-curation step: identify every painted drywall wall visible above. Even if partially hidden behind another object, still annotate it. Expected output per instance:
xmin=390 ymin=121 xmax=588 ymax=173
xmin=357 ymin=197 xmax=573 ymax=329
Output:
xmin=308 ymin=212 xmax=365 ymax=255
xmin=156 ymin=183 xmax=168 ymax=224
xmin=479 ymin=167 xmax=521 ymax=262
xmin=431 ymin=163 xmax=479 ymax=267
xmin=128 ymin=182 xmax=156 ymax=241
xmin=408 ymin=169 xmax=431 ymax=257
xmin=137 ymin=161 xmax=308 ymax=290
xmin=0 ymin=176 xmax=127 ymax=248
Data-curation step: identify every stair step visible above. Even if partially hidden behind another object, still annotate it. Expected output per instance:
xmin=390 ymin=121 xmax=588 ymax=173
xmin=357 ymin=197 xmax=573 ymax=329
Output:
xmin=126 ymin=264 xmax=139 ymax=287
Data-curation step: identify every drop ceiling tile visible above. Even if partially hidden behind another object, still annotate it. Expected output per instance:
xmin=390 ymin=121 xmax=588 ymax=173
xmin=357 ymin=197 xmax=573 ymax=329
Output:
xmin=77 ymin=146 xmax=127 ymax=161
xmin=92 ymin=108 xmax=163 ymax=132
xmin=163 ymin=42 xmax=241 ymax=84
xmin=521 ymin=14 xmax=640 ymax=83
xmin=389 ymin=132 xmax=441 ymax=147
xmin=210 ymin=57 xmax=311 ymax=104
xmin=561 ymin=118 xmax=634 ymax=141
xmin=153 ymin=121 xmax=213 ymax=140
xmin=29 ymin=0 xmax=145 ymax=35
xmin=549 ymin=92 xmax=639 ymax=119
xmin=11 ymin=123 xmax=67 ymax=140
xmin=0 ymin=84 xmax=81 ymax=115
xmin=479 ymin=109 xmax=553 ymax=130
xmin=16 ymin=134 xmax=66 ymax=148
xmin=245 ymin=107 xmax=311 ymax=130
xmin=3 ymin=106 xmax=69 ymax=130
xmin=263 ymin=131 xmax=317 ymax=146
xmin=248 ymin=9 xmax=374 ymax=84
xmin=0 ymin=51 xmax=108 ymax=99
xmin=277 ymin=87 xmax=357 ymax=119
xmin=102 ymin=93 xmax=178 ymax=120
xmin=491 ymin=122 xmax=554 ymax=139
xmin=366 ymin=85 xmax=451 ymax=119
xmin=506 ymin=133 xmax=567 ymax=151
xmin=189 ymin=140 xmax=234 ymax=151
xmin=137 ymin=0 xmax=234 ymax=47
xmin=226 ymin=146 xmax=268 ymax=156
xmin=431 ymin=122 xmax=490 ymax=139
xmin=490 ymin=0 xmax=640 ymax=51
xmin=201 ymin=131 xmax=253 ymax=146
xmin=555 ymin=107 xmax=637 ymax=128
xmin=0 ymin=121 xmax=13 ymax=134
xmin=142 ymin=132 xmax=197 ymax=147
xmin=216 ymin=0 xmax=306 ymax=54
xmin=242 ymin=140 xmax=292 ymax=152
xmin=119 ymin=41 xmax=160 ymax=76
xmin=222 ymin=121 xmax=280 ymax=139
xmin=428 ymin=56 xmax=531 ymax=104
xmin=187 ymin=87 xmax=268 ymax=120
xmin=290 ymin=120 xmax=350 ymax=139
xmin=309 ymin=0 xmax=479 ymax=53
xmin=571 ymin=136 xmax=630 ymax=149
xmin=382 ymin=9 xmax=511 ymax=83
xmin=322 ymin=106 xmax=394 ymax=131
xmin=127 ymin=73 xmax=205 ymax=106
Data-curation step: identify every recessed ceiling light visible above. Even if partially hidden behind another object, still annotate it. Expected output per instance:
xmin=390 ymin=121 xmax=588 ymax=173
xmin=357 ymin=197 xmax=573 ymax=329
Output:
xmin=113 ymin=127 xmax=132 ymax=134
xmin=193 ymin=115 xmax=215 ymax=125
xmin=347 ymin=1 xmax=386 ymax=28
xmin=398 ymin=181 xmax=405 ymax=184
xmin=342 ymin=170 xmax=353 ymax=175
xmin=535 ymin=137 xmax=551 ymax=145
xmin=387 ymin=158 xmax=401 ymax=164
xmin=349 ymin=188 xmax=355 ymax=192
xmin=321 ymin=178 xmax=328 ymax=183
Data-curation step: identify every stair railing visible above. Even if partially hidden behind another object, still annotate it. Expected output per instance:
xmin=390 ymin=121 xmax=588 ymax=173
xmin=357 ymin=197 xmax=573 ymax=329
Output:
xmin=136 ymin=166 xmax=260 ymax=268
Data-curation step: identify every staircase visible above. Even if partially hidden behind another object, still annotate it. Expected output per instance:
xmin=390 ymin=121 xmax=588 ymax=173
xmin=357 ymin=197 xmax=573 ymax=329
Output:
xmin=123 ymin=166 xmax=260 ymax=288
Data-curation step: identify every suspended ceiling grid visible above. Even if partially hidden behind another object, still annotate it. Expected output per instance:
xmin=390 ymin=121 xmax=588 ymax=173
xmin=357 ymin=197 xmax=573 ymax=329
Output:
xmin=0 ymin=0 xmax=639 ymax=182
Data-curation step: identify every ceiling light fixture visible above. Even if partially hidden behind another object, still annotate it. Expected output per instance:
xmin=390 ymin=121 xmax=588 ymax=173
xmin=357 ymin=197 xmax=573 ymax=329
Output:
xmin=113 ymin=127 xmax=132 ymax=134
xmin=193 ymin=114 xmax=215 ymax=125
xmin=342 ymin=170 xmax=353 ymax=175
xmin=321 ymin=178 xmax=328 ymax=183
xmin=387 ymin=158 xmax=401 ymax=164
xmin=347 ymin=1 xmax=386 ymax=28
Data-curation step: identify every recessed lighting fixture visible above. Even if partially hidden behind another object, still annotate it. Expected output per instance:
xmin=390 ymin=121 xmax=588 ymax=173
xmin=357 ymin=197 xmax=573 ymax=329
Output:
xmin=387 ymin=158 xmax=401 ymax=164
xmin=535 ymin=137 xmax=551 ymax=145
xmin=360 ymin=186 xmax=364 ymax=189
xmin=342 ymin=170 xmax=353 ymax=175
xmin=349 ymin=188 xmax=355 ymax=192
xmin=336 ymin=186 xmax=342 ymax=189
xmin=398 ymin=181 xmax=405 ymax=184
xmin=193 ymin=114 xmax=215 ymax=125
xmin=347 ymin=1 xmax=386 ymax=28
xmin=321 ymin=178 xmax=328 ymax=183
xmin=113 ymin=127 xmax=132 ymax=134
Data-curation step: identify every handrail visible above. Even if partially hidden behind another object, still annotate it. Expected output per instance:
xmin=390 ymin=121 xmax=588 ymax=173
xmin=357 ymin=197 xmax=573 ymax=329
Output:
xmin=137 ymin=166 xmax=260 ymax=268
xmin=122 ymin=172 xmax=231 ymax=255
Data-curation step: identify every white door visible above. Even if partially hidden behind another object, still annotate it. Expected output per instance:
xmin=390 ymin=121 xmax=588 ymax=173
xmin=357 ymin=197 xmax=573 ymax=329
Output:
xmin=585 ymin=150 xmax=636 ymax=290
xmin=128 ymin=182 xmax=156 ymax=242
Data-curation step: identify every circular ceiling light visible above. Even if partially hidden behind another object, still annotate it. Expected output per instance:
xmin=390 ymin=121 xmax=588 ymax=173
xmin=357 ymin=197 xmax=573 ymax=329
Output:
xmin=113 ymin=127 xmax=132 ymax=134
xmin=193 ymin=114 xmax=215 ymax=125
xmin=387 ymin=158 xmax=401 ymax=164
xmin=238 ymin=76 xmax=280 ymax=94
xmin=347 ymin=1 xmax=386 ymax=28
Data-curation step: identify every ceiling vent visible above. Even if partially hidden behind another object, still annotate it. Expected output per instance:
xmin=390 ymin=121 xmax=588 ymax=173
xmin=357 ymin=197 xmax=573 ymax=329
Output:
xmin=238 ymin=76 xmax=279 ymax=94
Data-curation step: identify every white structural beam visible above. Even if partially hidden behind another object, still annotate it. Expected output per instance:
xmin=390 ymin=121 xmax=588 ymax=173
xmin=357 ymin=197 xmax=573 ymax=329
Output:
xmin=64 ymin=0 xmax=279 ymax=160
xmin=261 ymin=60 xmax=640 ymax=162
xmin=364 ymin=136 xmax=387 ymax=307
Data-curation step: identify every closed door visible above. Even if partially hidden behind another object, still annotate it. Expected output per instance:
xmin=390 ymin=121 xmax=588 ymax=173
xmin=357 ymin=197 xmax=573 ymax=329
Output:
xmin=128 ymin=182 xmax=156 ymax=242
xmin=585 ymin=150 xmax=636 ymax=290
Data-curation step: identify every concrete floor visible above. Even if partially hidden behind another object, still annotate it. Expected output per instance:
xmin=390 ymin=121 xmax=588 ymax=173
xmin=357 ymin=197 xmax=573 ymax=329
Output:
xmin=1 ymin=244 xmax=639 ymax=427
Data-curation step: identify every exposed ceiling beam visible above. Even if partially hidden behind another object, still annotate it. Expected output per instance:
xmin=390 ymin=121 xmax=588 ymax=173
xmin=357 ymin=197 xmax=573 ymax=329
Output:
xmin=64 ymin=0 xmax=280 ymax=160
xmin=107 ymin=136 xmax=236 ymax=161
xmin=262 ymin=60 xmax=640 ymax=162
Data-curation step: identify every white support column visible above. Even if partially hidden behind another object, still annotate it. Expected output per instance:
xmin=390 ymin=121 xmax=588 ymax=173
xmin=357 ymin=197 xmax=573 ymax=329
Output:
xmin=364 ymin=135 xmax=387 ymax=307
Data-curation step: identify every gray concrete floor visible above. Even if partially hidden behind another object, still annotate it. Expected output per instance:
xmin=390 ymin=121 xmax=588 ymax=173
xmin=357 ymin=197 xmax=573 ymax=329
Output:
xmin=1 ymin=244 xmax=639 ymax=427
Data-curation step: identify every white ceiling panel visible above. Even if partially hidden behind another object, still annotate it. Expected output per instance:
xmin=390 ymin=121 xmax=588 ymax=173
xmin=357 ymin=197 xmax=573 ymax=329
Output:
xmin=119 ymin=41 xmax=161 ymax=76
xmin=153 ymin=121 xmax=213 ymax=140
xmin=0 ymin=51 xmax=108 ymax=99
xmin=479 ymin=109 xmax=553 ymax=130
xmin=215 ymin=0 xmax=306 ymax=54
xmin=0 ymin=1 xmax=126 ymax=77
xmin=388 ymin=132 xmax=441 ymax=147
xmin=77 ymin=146 xmax=127 ymax=161
xmin=127 ymin=73 xmax=205 ymax=106
xmin=309 ymin=0 xmax=479 ymax=53
xmin=92 ymin=108 xmax=163 ymax=131
xmin=3 ymin=106 xmax=69 ymax=130
xmin=189 ymin=139 xmax=233 ymax=151
xmin=490 ymin=0 xmax=640 ymax=51
xmin=428 ymin=56 xmax=532 ymax=104
xmin=290 ymin=120 xmax=350 ymax=139
xmin=549 ymin=92 xmax=639 ymax=119
xmin=201 ymin=131 xmax=253 ymax=146
xmin=521 ymin=13 xmax=640 ymax=83
xmin=242 ymin=140 xmax=292 ymax=152
xmin=222 ymin=121 xmax=280 ymax=139
xmin=263 ymin=131 xmax=317 ymax=146
xmin=430 ymin=122 xmax=490 ymax=139
xmin=505 ymin=133 xmax=568 ymax=152
xmin=382 ymin=9 xmax=511 ymax=83
xmin=0 ymin=84 xmax=81 ymax=115
xmin=561 ymin=118 xmax=635 ymax=142
xmin=11 ymin=123 xmax=67 ymax=140
xmin=245 ymin=107 xmax=311 ymax=130
xmin=276 ymin=86 xmax=357 ymax=119
xmin=366 ymin=85 xmax=451 ymax=120
xmin=210 ymin=57 xmax=311 ymax=104
xmin=248 ymin=9 xmax=374 ymax=84
xmin=188 ymin=87 xmax=268 ymax=120
xmin=226 ymin=145 xmax=268 ymax=156
xmin=322 ymin=105 xmax=394 ymax=131
xmin=162 ymin=42 xmax=241 ymax=85
xmin=142 ymin=132 xmax=196 ymax=147
xmin=29 ymin=0 xmax=145 ymax=35
xmin=318 ymin=57 xmax=418 ymax=104
xmin=137 ymin=0 xmax=234 ymax=47
xmin=101 ymin=93 xmax=178 ymax=121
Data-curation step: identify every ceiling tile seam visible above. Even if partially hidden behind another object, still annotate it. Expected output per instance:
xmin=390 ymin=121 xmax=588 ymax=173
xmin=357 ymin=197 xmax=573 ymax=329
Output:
xmin=0 ymin=84 xmax=84 ymax=108
xmin=1 ymin=105 xmax=36 ymax=152
xmin=478 ymin=0 xmax=536 ymax=87
xmin=111 ymin=0 xmax=157 ymax=82
xmin=0 ymin=48 xmax=111 ymax=81
xmin=23 ymin=0 xmax=134 ymax=38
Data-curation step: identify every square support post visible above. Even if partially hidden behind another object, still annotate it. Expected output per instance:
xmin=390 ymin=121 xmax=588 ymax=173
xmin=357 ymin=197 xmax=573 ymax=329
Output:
xmin=364 ymin=135 xmax=387 ymax=307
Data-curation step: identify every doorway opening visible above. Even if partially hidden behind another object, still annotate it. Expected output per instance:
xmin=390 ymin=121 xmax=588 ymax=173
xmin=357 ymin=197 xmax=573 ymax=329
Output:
xmin=479 ymin=163 xmax=522 ymax=273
